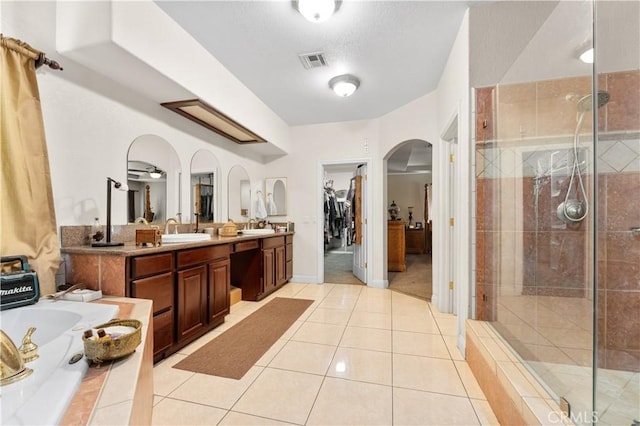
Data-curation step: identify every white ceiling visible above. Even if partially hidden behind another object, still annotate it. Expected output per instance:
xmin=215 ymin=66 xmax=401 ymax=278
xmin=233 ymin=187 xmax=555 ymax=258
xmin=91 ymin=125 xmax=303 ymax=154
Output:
xmin=155 ymin=1 xmax=473 ymax=126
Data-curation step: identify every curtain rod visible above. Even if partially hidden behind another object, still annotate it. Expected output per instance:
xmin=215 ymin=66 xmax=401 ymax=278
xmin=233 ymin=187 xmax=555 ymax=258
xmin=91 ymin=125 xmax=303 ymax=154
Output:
xmin=1 ymin=34 xmax=63 ymax=71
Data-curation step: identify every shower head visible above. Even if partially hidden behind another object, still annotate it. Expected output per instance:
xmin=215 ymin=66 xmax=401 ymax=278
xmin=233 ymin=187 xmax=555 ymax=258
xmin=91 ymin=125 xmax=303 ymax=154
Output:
xmin=577 ymin=91 xmax=610 ymax=112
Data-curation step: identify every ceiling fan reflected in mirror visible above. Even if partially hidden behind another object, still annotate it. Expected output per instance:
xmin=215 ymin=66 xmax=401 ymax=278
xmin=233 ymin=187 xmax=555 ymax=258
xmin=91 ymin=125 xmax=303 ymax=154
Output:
xmin=127 ymin=160 xmax=166 ymax=181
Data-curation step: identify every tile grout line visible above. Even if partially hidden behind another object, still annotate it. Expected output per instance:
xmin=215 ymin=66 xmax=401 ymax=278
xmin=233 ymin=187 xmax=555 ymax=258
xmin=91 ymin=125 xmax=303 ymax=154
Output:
xmin=302 ymin=284 xmax=362 ymax=425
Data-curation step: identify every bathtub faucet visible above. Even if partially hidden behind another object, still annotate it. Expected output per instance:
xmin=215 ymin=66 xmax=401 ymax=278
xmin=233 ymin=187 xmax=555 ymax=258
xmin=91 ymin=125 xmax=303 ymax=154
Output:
xmin=0 ymin=328 xmax=37 ymax=386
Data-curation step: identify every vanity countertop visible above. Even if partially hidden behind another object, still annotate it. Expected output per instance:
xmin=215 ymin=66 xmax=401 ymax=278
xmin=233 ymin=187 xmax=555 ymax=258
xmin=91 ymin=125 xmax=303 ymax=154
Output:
xmin=61 ymin=231 xmax=294 ymax=256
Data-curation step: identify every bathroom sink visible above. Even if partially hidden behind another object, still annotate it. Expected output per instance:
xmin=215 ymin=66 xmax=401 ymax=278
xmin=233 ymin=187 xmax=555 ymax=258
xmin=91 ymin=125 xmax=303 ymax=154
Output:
xmin=162 ymin=233 xmax=212 ymax=244
xmin=241 ymin=229 xmax=276 ymax=235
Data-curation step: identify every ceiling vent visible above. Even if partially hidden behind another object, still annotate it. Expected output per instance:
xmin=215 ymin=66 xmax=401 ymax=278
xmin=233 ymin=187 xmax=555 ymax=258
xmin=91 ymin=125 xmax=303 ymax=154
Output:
xmin=299 ymin=52 xmax=328 ymax=69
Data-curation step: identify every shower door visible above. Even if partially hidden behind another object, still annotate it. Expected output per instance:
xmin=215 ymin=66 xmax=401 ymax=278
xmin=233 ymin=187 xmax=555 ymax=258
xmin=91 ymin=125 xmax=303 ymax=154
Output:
xmin=473 ymin=1 xmax=639 ymax=424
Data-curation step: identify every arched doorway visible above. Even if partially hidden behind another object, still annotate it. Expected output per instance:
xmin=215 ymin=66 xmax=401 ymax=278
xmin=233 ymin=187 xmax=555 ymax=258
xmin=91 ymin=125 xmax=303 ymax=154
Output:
xmin=384 ymin=139 xmax=433 ymax=300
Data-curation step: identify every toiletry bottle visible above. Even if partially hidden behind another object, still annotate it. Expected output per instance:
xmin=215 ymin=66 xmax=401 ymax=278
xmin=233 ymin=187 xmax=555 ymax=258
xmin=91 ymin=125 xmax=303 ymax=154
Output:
xmin=92 ymin=217 xmax=104 ymax=242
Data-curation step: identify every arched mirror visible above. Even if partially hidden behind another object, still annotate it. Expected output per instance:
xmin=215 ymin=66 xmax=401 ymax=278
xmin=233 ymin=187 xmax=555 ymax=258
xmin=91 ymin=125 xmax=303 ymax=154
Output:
xmin=190 ymin=150 xmax=220 ymax=223
xmin=127 ymin=135 xmax=181 ymax=224
xmin=227 ymin=165 xmax=250 ymax=222
xmin=265 ymin=177 xmax=287 ymax=216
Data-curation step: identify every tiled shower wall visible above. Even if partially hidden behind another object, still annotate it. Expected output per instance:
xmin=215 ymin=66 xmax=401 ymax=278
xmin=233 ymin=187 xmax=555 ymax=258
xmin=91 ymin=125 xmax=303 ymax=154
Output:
xmin=475 ymin=70 xmax=640 ymax=372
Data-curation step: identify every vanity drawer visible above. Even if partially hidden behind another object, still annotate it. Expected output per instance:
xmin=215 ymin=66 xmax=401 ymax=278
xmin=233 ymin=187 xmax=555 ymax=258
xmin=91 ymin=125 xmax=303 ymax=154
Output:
xmin=153 ymin=309 xmax=174 ymax=355
xmin=131 ymin=272 xmax=174 ymax=313
xmin=262 ymin=236 xmax=285 ymax=249
xmin=234 ymin=240 xmax=259 ymax=252
xmin=177 ymin=244 xmax=230 ymax=268
xmin=131 ymin=253 xmax=173 ymax=279
xmin=286 ymin=235 xmax=293 ymax=244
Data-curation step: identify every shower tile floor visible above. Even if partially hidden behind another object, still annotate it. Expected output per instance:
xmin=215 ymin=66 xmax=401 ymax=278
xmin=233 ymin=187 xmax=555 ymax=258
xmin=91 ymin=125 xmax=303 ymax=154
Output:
xmin=151 ymin=283 xmax=499 ymax=425
xmin=495 ymin=294 xmax=639 ymax=425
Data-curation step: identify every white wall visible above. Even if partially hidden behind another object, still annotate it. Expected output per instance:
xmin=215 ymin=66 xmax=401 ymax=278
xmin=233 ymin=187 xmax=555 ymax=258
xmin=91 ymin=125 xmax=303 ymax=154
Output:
xmin=275 ymin=90 xmax=441 ymax=285
xmin=2 ymin=2 xmax=271 ymax=228
xmin=387 ymin=174 xmax=431 ymax=225
xmin=34 ymin=74 xmax=267 ymax=227
xmin=435 ymin=10 xmax=471 ymax=354
xmin=3 ymin=1 xmax=468 ymax=295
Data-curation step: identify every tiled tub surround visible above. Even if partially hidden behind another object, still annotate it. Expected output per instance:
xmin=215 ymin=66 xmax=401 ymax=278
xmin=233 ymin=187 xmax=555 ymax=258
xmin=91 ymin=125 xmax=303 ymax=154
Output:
xmin=61 ymin=297 xmax=153 ymax=425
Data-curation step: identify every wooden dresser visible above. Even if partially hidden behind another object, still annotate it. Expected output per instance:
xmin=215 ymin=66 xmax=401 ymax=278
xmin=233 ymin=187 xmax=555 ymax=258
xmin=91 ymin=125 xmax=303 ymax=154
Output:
xmin=388 ymin=220 xmax=406 ymax=272
xmin=406 ymin=228 xmax=425 ymax=254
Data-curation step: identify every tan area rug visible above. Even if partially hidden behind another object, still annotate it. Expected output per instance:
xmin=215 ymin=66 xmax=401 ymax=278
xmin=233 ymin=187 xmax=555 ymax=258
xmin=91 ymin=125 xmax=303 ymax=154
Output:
xmin=173 ymin=297 xmax=314 ymax=379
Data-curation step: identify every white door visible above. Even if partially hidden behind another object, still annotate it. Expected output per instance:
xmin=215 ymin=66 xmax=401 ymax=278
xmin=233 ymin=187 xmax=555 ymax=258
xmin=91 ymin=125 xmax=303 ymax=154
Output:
xmin=352 ymin=165 xmax=367 ymax=283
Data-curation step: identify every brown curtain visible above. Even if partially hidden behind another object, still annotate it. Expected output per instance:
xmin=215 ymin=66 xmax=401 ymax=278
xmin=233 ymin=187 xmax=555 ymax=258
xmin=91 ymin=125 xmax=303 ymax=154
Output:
xmin=1 ymin=35 xmax=60 ymax=295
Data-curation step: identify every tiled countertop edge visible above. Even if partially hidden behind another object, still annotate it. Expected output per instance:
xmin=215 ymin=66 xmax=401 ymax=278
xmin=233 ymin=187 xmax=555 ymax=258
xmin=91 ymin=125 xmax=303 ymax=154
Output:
xmin=60 ymin=297 xmax=153 ymax=426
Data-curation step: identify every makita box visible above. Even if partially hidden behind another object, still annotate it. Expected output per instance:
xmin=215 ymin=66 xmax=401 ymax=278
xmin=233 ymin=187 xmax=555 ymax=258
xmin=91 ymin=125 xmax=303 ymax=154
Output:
xmin=1 ymin=256 xmax=40 ymax=310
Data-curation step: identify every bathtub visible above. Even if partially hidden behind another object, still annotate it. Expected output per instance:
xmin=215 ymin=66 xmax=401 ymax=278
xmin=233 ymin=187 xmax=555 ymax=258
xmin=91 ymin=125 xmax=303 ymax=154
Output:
xmin=0 ymin=299 xmax=119 ymax=425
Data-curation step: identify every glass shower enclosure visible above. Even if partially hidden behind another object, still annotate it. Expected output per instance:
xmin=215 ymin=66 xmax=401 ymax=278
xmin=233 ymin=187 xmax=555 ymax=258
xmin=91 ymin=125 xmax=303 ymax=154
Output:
xmin=474 ymin=1 xmax=639 ymax=424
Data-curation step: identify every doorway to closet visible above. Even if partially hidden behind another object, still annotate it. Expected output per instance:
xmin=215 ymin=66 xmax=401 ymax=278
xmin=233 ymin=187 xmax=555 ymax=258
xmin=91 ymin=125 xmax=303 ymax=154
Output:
xmin=321 ymin=162 xmax=367 ymax=285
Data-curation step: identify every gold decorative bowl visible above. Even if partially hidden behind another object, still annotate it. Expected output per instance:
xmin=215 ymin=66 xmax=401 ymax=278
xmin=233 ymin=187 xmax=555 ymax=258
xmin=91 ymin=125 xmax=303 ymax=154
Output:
xmin=82 ymin=319 xmax=142 ymax=363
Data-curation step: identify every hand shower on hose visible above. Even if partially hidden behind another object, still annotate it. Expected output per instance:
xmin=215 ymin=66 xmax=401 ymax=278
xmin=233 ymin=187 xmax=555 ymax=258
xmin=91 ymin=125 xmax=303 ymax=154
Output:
xmin=557 ymin=91 xmax=610 ymax=224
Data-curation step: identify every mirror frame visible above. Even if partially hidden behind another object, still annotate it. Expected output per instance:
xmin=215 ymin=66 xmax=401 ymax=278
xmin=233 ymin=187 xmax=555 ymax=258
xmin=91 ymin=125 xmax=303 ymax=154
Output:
xmin=265 ymin=177 xmax=287 ymax=216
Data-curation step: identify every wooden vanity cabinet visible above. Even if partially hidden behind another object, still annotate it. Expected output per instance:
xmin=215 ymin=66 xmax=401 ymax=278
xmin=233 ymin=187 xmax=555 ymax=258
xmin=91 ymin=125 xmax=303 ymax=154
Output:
xmin=129 ymin=253 xmax=175 ymax=358
xmin=261 ymin=236 xmax=287 ymax=296
xmin=285 ymin=235 xmax=293 ymax=280
xmin=117 ymin=233 xmax=292 ymax=360
xmin=262 ymin=246 xmax=276 ymax=293
xmin=176 ymin=245 xmax=231 ymax=345
xmin=208 ymin=258 xmax=230 ymax=325
xmin=176 ymin=265 xmax=208 ymax=341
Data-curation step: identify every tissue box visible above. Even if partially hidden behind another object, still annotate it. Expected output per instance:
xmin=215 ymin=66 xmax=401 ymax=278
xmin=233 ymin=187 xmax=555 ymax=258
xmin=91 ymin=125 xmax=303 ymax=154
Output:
xmin=61 ymin=289 xmax=102 ymax=302
xmin=136 ymin=229 xmax=162 ymax=247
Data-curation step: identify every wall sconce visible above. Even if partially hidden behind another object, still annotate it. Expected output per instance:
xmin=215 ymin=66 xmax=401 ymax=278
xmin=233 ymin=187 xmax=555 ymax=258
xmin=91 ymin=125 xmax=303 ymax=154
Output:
xmin=329 ymin=74 xmax=360 ymax=97
xmin=92 ymin=177 xmax=128 ymax=247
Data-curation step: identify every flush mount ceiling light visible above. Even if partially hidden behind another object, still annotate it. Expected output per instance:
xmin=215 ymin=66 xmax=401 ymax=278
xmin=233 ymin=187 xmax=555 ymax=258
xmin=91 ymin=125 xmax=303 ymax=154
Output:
xmin=329 ymin=74 xmax=360 ymax=97
xmin=579 ymin=47 xmax=594 ymax=64
xmin=161 ymin=99 xmax=267 ymax=144
xmin=293 ymin=0 xmax=342 ymax=23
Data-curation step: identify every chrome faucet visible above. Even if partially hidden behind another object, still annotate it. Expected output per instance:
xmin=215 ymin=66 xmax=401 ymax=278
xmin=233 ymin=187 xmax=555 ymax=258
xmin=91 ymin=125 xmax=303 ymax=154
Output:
xmin=165 ymin=218 xmax=179 ymax=234
xmin=248 ymin=218 xmax=256 ymax=230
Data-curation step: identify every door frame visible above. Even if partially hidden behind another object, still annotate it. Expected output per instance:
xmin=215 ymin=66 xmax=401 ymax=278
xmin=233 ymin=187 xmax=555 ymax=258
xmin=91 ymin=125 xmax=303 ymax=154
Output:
xmin=317 ymin=158 xmax=372 ymax=285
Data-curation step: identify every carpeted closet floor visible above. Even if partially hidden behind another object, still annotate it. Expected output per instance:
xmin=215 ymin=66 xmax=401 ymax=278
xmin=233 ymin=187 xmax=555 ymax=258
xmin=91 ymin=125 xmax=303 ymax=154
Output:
xmin=324 ymin=245 xmax=432 ymax=301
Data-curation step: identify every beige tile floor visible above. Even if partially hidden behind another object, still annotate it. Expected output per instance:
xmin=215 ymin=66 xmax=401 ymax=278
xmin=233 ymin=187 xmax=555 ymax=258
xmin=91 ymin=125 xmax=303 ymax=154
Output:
xmin=152 ymin=283 xmax=500 ymax=425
